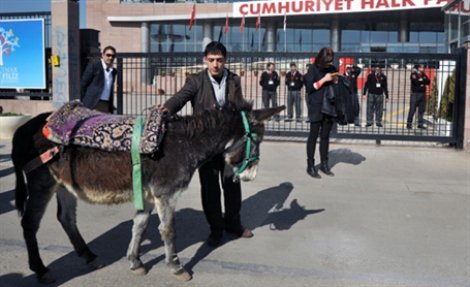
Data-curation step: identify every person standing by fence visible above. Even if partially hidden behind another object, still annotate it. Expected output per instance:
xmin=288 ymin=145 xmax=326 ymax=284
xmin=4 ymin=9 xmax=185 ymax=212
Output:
xmin=285 ymin=62 xmax=304 ymax=122
xmin=80 ymin=46 xmax=117 ymax=113
xmin=363 ymin=66 xmax=389 ymax=127
xmin=344 ymin=64 xmax=362 ymax=126
xmin=407 ymin=64 xmax=430 ymax=129
xmin=259 ymin=62 xmax=280 ymax=121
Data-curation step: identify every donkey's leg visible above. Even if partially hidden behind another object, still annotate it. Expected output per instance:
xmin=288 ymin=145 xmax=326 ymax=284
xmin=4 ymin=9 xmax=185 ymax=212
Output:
xmin=21 ymin=169 xmax=59 ymax=283
xmin=56 ymin=187 xmax=103 ymax=270
xmin=126 ymin=201 xmax=154 ymax=276
xmin=154 ymin=193 xmax=192 ymax=282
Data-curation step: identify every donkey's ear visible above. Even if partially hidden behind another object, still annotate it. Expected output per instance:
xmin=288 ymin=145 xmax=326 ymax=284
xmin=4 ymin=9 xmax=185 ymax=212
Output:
xmin=251 ymin=105 xmax=286 ymax=122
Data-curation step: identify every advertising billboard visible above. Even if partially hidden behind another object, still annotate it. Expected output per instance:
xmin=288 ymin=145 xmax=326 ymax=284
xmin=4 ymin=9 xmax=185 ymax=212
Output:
xmin=0 ymin=18 xmax=46 ymax=89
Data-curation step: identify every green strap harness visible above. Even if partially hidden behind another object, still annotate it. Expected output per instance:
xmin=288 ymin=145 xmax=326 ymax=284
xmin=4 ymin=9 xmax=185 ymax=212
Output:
xmin=235 ymin=111 xmax=259 ymax=178
xmin=131 ymin=116 xmax=144 ymax=210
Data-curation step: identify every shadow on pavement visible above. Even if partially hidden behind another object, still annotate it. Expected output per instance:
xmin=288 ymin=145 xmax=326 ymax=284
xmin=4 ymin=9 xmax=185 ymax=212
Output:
xmin=328 ymin=148 xmax=366 ymax=168
xmin=0 ymin=189 xmax=15 ymax=215
xmin=5 ymin=182 xmax=323 ymax=286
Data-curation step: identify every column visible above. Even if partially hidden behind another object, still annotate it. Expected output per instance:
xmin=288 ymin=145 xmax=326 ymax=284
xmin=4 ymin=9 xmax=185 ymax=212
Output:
xmin=331 ymin=15 xmax=340 ymax=52
xmin=266 ymin=22 xmax=276 ymax=52
xmin=51 ymin=0 xmax=80 ymax=109
xmin=399 ymin=12 xmax=408 ymax=43
xmin=202 ymin=22 xmax=213 ymax=50
xmin=141 ymin=22 xmax=151 ymax=84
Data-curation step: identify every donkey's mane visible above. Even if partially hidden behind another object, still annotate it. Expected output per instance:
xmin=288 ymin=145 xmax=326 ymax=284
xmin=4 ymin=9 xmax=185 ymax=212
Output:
xmin=167 ymin=101 xmax=253 ymax=138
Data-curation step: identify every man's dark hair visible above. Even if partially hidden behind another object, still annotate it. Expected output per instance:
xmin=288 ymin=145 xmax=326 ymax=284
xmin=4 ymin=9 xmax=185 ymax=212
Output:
xmin=204 ymin=41 xmax=227 ymax=58
xmin=414 ymin=64 xmax=422 ymax=69
xmin=290 ymin=62 xmax=296 ymax=67
xmin=102 ymin=46 xmax=116 ymax=55
xmin=314 ymin=47 xmax=334 ymax=69
xmin=267 ymin=62 xmax=274 ymax=69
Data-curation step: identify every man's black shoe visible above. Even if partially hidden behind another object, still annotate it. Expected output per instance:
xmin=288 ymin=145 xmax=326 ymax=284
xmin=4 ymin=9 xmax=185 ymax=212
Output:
xmin=366 ymin=123 xmax=372 ymax=127
xmin=376 ymin=123 xmax=383 ymax=127
xmin=285 ymin=118 xmax=293 ymax=122
xmin=406 ymin=123 xmax=412 ymax=129
xmin=417 ymin=125 xmax=427 ymax=129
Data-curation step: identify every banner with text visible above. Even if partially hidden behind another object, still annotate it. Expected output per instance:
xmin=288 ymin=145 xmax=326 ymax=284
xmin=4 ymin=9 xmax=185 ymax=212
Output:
xmin=0 ymin=19 xmax=45 ymax=89
xmin=233 ymin=0 xmax=449 ymax=17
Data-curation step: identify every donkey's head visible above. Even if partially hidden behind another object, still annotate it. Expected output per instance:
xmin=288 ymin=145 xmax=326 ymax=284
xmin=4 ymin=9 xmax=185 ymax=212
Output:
xmin=224 ymin=105 xmax=285 ymax=182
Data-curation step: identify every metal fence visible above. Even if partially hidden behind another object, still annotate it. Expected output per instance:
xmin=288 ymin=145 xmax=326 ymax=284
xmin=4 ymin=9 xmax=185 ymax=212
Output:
xmin=113 ymin=50 xmax=466 ymax=146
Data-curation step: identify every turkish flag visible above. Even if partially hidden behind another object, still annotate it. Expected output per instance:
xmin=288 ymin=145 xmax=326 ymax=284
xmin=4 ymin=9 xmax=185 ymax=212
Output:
xmin=224 ymin=16 xmax=229 ymax=34
xmin=239 ymin=15 xmax=245 ymax=33
xmin=188 ymin=3 xmax=196 ymax=31
xmin=255 ymin=14 xmax=261 ymax=30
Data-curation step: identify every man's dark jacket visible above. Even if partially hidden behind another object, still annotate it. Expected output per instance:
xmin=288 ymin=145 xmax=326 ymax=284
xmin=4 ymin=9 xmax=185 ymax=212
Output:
xmin=80 ymin=60 xmax=117 ymax=112
xmin=363 ymin=72 xmax=389 ymax=98
xmin=163 ymin=69 xmax=244 ymax=114
xmin=410 ymin=70 xmax=430 ymax=93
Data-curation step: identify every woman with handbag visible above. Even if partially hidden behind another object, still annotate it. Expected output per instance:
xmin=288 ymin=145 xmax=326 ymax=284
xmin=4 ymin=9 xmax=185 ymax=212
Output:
xmin=303 ymin=47 xmax=338 ymax=178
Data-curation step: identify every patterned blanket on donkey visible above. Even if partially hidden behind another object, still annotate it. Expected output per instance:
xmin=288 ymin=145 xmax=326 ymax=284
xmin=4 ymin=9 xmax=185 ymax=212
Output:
xmin=44 ymin=100 xmax=166 ymax=154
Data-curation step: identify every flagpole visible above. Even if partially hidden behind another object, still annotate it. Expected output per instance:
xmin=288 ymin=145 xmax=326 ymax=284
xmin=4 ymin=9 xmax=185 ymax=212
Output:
xmin=284 ymin=15 xmax=287 ymax=52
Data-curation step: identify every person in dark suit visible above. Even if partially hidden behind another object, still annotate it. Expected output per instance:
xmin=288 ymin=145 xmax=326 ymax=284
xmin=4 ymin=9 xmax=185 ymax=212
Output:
xmin=80 ymin=46 xmax=117 ymax=113
xmin=162 ymin=41 xmax=253 ymax=247
xmin=344 ymin=64 xmax=362 ymax=126
xmin=407 ymin=64 xmax=430 ymax=129
xmin=285 ymin=62 xmax=304 ymax=122
xmin=362 ymin=66 xmax=389 ymax=127
xmin=303 ymin=47 xmax=338 ymax=179
xmin=259 ymin=62 xmax=280 ymax=121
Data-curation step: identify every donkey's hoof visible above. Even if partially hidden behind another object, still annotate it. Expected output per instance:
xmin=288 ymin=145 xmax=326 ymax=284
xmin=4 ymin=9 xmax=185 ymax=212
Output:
xmin=37 ymin=271 xmax=56 ymax=284
xmin=173 ymin=267 xmax=192 ymax=282
xmin=131 ymin=266 xmax=148 ymax=276
xmin=87 ymin=258 xmax=105 ymax=270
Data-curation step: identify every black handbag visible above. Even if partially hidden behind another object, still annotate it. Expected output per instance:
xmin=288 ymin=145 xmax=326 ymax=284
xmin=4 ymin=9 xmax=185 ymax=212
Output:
xmin=321 ymin=85 xmax=337 ymax=117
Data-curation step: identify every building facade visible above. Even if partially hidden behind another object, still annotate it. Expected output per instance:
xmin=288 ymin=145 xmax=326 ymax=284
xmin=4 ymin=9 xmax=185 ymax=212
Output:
xmin=88 ymin=0 xmax=450 ymax=54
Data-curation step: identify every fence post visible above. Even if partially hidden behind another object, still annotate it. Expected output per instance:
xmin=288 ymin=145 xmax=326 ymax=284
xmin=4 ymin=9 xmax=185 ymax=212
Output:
xmin=461 ymin=45 xmax=470 ymax=150
xmin=117 ymin=57 xmax=123 ymax=115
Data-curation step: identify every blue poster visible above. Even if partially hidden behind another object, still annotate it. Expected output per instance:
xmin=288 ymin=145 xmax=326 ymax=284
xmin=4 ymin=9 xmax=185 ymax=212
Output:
xmin=0 ymin=19 xmax=45 ymax=89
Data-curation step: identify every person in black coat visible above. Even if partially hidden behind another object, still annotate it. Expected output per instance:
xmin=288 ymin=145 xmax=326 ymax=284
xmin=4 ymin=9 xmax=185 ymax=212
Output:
xmin=344 ymin=64 xmax=362 ymax=126
xmin=407 ymin=64 xmax=430 ymax=129
xmin=259 ymin=62 xmax=280 ymax=120
xmin=80 ymin=46 xmax=117 ymax=113
xmin=303 ymin=47 xmax=338 ymax=178
xmin=362 ymin=66 xmax=389 ymax=127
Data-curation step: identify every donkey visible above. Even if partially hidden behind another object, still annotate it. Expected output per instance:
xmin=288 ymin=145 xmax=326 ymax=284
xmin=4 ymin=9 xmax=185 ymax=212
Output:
xmin=12 ymin=103 xmax=284 ymax=283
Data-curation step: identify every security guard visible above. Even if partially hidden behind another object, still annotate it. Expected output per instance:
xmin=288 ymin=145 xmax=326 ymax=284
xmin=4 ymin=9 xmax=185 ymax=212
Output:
xmin=285 ymin=62 xmax=304 ymax=122
xmin=344 ymin=64 xmax=362 ymax=126
xmin=363 ymin=66 xmax=389 ymax=127
xmin=407 ymin=64 xmax=430 ymax=129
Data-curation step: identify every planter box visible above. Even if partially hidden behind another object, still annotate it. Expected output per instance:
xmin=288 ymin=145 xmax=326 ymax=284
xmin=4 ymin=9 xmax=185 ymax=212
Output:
xmin=0 ymin=115 xmax=32 ymax=139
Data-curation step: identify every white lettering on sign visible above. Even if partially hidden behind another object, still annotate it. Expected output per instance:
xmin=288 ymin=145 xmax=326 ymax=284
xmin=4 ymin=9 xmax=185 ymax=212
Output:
xmin=234 ymin=0 xmax=449 ymax=17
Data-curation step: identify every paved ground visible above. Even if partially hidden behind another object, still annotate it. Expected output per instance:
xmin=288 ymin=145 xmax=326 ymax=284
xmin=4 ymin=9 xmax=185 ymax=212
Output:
xmin=0 ymin=138 xmax=469 ymax=287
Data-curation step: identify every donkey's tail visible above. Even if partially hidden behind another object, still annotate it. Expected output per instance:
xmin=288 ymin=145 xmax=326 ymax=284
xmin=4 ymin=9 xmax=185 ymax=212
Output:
xmin=12 ymin=112 xmax=51 ymax=216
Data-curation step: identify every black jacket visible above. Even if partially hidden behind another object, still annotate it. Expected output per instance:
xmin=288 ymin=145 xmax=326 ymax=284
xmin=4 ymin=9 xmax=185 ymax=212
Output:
xmin=259 ymin=71 xmax=280 ymax=92
xmin=343 ymin=66 xmax=361 ymax=95
xmin=410 ymin=70 xmax=430 ymax=93
xmin=285 ymin=71 xmax=303 ymax=91
xmin=303 ymin=64 xmax=338 ymax=122
xmin=80 ymin=60 xmax=117 ymax=111
xmin=363 ymin=72 xmax=389 ymax=98
xmin=163 ymin=68 xmax=244 ymax=115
